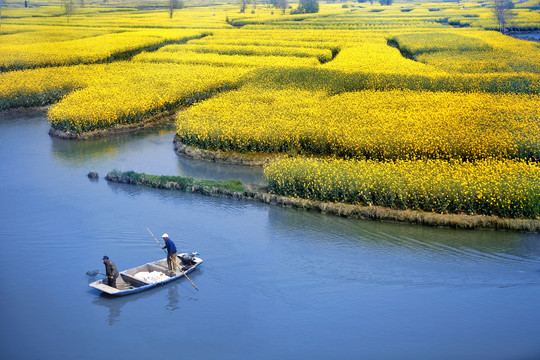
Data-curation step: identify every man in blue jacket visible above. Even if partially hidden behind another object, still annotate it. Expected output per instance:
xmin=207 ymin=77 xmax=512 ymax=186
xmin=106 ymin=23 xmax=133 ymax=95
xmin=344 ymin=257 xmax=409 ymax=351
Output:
xmin=162 ymin=233 xmax=178 ymax=272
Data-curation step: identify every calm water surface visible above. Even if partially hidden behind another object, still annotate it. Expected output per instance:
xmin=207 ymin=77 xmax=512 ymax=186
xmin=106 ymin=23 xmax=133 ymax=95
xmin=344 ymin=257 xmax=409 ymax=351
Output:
xmin=1 ymin=110 xmax=539 ymax=360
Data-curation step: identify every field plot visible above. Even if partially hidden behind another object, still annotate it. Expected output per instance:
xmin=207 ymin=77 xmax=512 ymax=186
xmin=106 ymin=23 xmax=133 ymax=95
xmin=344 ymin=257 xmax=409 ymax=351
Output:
xmin=1 ymin=0 xmax=539 ymax=220
xmin=47 ymin=63 xmax=249 ymax=134
xmin=0 ymin=28 xmax=207 ymax=71
xmin=177 ymin=87 xmax=540 ymax=161
xmin=264 ymin=157 xmax=540 ymax=218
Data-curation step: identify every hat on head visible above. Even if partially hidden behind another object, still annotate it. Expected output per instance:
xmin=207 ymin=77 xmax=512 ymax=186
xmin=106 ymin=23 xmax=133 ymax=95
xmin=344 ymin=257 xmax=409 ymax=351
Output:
xmin=162 ymin=233 xmax=169 ymax=238
xmin=102 ymin=255 xmax=109 ymax=260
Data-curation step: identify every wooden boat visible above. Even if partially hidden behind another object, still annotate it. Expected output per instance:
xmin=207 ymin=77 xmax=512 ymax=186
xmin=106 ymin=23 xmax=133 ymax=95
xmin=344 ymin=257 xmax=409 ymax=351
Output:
xmin=89 ymin=253 xmax=202 ymax=296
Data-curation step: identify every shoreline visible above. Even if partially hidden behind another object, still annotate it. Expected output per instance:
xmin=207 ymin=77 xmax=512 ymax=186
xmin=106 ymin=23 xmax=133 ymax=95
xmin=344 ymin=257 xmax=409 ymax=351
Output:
xmin=49 ymin=110 xmax=179 ymax=140
xmin=6 ymin=105 xmax=537 ymax=231
xmin=105 ymin=170 xmax=540 ymax=232
xmin=0 ymin=105 xmax=50 ymax=115
xmin=173 ymin=135 xmax=286 ymax=166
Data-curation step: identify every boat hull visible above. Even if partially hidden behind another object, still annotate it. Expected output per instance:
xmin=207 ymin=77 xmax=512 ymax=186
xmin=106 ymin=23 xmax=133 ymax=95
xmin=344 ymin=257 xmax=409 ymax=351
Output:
xmin=89 ymin=254 xmax=202 ymax=296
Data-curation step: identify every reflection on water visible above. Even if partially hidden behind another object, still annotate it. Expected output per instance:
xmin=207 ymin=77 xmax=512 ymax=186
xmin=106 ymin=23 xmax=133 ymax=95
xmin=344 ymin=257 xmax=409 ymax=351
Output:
xmin=49 ymin=118 xmax=265 ymax=185
xmin=166 ymin=284 xmax=180 ymax=312
xmin=51 ymin=135 xmax=121 ymax=164
xmin=93 ymin=294 xmax=123 ymax=326
xmin=176 ymin=156 xmax=265 ymax=185
xmin=266 ymin=206 xmax=540 ymax=288
xmin=50 ymin=123 xmax=175 ymax=165
xmin=92 ymin=282 xmax=187 ymax=325
xmin=269 ymin=203 xmax=538 ymax=258
xmin=106 ymin=178 xmax=187 ymax=199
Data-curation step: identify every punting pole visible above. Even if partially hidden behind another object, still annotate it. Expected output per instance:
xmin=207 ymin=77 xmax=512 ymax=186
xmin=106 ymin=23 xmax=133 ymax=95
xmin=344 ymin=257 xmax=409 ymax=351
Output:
xmin=146 ymin=227 xmax=199 ymax=291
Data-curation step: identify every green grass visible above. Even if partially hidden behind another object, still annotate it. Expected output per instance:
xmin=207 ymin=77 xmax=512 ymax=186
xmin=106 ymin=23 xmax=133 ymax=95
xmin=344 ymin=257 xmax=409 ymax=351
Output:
xmin=106 ymin=170 xmax=245 ymax=192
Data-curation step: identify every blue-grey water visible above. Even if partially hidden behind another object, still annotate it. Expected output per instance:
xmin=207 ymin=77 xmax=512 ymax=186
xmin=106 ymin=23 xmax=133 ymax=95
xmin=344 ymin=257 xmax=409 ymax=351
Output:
xmin=1 ymin=110 xmax=539 ymax=360
xmin=512 ymin=33 xmax=540 ymax=41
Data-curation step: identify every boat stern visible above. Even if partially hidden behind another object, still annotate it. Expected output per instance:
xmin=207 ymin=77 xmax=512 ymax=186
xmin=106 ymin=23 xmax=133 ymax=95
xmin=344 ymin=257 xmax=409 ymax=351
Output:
xmin=89 ymin=279 xmax=123 ymax=295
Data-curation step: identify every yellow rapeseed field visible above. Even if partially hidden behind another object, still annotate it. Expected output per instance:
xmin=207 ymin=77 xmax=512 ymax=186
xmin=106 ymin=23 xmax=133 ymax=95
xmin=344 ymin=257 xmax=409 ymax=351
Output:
xmin=2 ymin=0 xmax=539 ymax=218
xmin=176 ymin=87 xmax=540 ymax=161
xmin=47 ymin=63 xmax=250 ymax=134
xmin=0 ymin=29 xmax=207 ymax=71
xmin=390 ymin=30 xmax=540 ymax=74
xmin=264 ymin=157 xmax=540 ymax=218
xmin=133 ymin=50 xmax=321 ymax=68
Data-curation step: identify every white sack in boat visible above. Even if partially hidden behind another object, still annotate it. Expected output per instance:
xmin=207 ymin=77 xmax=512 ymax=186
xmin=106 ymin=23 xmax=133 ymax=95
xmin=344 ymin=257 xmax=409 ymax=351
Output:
xmin=133 ymin=271 xmax=171 ymax=284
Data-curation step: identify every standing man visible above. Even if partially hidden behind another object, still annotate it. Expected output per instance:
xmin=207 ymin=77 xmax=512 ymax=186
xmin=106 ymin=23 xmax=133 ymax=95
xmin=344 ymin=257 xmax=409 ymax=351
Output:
xmin=103 ymin=256 xmax=119 ymax=288
xmin=162 ymin=233 xmax=178 ymax=272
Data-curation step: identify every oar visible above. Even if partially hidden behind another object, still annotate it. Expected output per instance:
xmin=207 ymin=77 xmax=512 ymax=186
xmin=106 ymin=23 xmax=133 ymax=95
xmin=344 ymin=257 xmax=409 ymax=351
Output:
xmin=146 ymin=227 xmax=199 ymax=291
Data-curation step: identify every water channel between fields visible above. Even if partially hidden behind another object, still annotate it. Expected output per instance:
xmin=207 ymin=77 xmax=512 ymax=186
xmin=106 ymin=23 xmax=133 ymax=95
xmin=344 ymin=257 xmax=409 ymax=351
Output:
xmin=1 ymin=110 xmax=539 ymax=360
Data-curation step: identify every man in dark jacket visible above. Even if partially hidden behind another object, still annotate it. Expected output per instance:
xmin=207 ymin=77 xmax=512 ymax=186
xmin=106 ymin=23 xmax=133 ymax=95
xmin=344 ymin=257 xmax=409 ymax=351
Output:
xmin=161 ymin=233 xmax=178 ymax=271
xmin=103 ymin=256 xmax=119 ymax=288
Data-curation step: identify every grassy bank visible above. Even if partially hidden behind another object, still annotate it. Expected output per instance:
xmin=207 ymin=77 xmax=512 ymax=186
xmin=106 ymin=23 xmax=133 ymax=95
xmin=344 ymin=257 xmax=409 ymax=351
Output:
xmin=105 ymin=170 xmax=244 ymax=193
xmin=105 ymin=170 xmax=540 ymax=232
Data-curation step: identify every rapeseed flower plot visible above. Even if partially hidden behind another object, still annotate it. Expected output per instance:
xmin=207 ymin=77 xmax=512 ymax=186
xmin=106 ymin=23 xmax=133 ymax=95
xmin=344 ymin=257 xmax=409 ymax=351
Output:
xmin=133 ymin=50 xmax=320 ymax=68
xmin=131 ymin=27 xmax=343 ymax=67
xmin=264 ymin=157 xmax=540 ymax=218
xmin=188 ymin=37 xmax=340 ymax=50
xmin=390 ymin=32 xmax=492 ymax=55
xmin=48 ymin=63 xmax=250 ymax=134
xmin=163 ymin=43 xmax=333 ymax=63
xmin=0 ymin=29 xmax=206 ymax=71
xmin=0 ymin=25 xmax=113 ymax=45
xmin=0 ymin=64 xmax=109 ymax=110
xmin=176 ymin=87 xmax=540 ymax=161
xmin=1 ymin=4 xmax=231 ymax=29
xmin=391 ymin=30 xmax=540 ymax=74
xmin=245 ymin=65 xmax=540 ymax=95
xmin=443 ymin=5 xmax=540 ymax=31
xmin=323 ymin=40 xmax=444 ymax=74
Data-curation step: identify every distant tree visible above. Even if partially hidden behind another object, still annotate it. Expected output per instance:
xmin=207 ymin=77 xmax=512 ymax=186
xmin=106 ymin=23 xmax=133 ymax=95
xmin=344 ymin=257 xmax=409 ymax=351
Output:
xmin=168 ymin=0 xmax=184 ymax=18
xmin=492 ymin=0 xmax=515 ymax=33
xmin=277 ymin=0 xmax=288 ymax=13
xmin=61 ymin=0 xmax=75 ymax=22
xmin=291 ymin=0 xmax=319 ymax=14
xmin=378 ymin=0 xmax=392 ymax=5
xmin=270 ymin=0 xmax=287 ymax=13
xmin=0 ymin=0 xmax=3 ymax=32
xmin=240 ymin=0 xmax=250 ymax=13
xmin=79 ymin=0 xmax=85 ymax=7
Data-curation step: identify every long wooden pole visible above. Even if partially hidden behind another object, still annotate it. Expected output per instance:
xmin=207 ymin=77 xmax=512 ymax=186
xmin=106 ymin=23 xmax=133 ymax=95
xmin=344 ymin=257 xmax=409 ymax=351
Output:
xmin=146 ymin=227 xmax=199 ymax=291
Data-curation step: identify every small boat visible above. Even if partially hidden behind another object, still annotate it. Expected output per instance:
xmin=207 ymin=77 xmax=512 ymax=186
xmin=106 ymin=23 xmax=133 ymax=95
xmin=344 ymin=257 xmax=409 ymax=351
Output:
xmin=89 ymin=253 xmax=202 ymax=296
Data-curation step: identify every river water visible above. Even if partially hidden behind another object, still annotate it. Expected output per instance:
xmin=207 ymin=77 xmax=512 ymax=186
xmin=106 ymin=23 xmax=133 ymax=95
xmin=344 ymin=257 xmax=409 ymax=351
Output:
xmin=1 ymin=110 xmax=539 ymax=360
